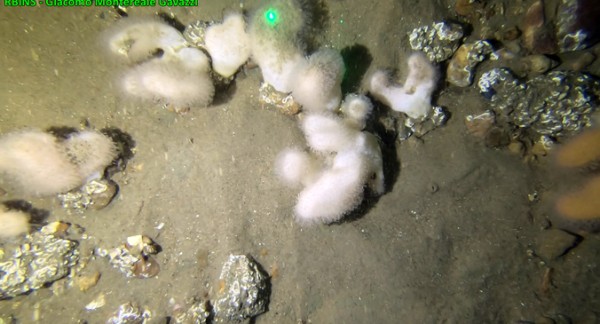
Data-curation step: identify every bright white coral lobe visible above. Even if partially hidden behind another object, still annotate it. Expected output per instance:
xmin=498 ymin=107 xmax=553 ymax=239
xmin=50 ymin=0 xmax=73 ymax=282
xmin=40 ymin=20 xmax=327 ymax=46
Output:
xmin=369 ymin=52 xmax=438 ymax=119
xmin=0 ymin=129 xmax=116 ymax=197
xmin=205 ymin=13 xmax=251 ymax=78
xmin=106 ymin=17 xmax=215 ymax=108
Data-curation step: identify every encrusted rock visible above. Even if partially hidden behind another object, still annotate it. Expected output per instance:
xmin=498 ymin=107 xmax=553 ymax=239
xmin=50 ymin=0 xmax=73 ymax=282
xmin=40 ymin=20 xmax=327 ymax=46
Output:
xmin=398 ymin=106 xmax=449 ymax=140
xmin=213 ymin=254 xmax=270 ymax=322
xmin=0 ymin=231 xmax=79 ymax=299
xmin=409 ymin=21 xmax=465 ymax=63
xmin=57 ymin=178 xmax=118 ymax=213
xmin=556 ymin=0 xmax=600 ymax=52
xmin=478 ymin=68 xmax=600 ymax=137
xmin=478 ymin=68 xmax=525 ymax=111
xmin=521 ymin=0 xmax=599 ymax=54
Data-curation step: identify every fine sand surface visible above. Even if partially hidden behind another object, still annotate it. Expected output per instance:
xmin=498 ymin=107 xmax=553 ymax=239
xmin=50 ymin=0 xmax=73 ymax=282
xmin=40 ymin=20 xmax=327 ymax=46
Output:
xmin=1 ymin=1 xmax=599 ymax=323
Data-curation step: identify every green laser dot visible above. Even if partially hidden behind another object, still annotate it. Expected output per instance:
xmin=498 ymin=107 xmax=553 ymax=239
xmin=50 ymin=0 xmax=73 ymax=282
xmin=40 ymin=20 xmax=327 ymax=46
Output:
xmin=264 ymin=8 xmax=278 ymax=26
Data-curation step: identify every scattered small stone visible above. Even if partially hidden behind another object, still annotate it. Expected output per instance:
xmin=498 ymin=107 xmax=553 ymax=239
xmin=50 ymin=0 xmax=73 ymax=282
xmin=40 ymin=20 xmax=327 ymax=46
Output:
xmin=465 ymin=110 xmax=495 ymax=139
xmin=528 ymin=191 xmax=539 ymax=203
xmin=535 ymin=229 xmax=580 ymax=262
xmin=507 ymin=140 xmax=525 ymax=156
xmin=512 ymin=55 xmax=558 ymax=77
xmin=398 ymin=106 xmax=449 ymax=141
xmin=561 ymin=51 xmax=596 ymax=71
xmin=170 ymin=299 xmax=211 ymax=324
xmin=447 ymin=40 xmax=494 ymax=87
xmin=522 ymin=0 xmax=557 ymax=54
xmin=496 ymin=26 xmax=521 ymax=42
xmin=484 ymin=126 xmax=511 ymax=148
xmin=428 ymin=182 xmax=439 ymax=193
xmin=125 ymin=235 xmax=160 ymax=256
xmin=75 ymin=271 xmax=101 ymax=292
xmin=97 ymin=235 xmax=161 ymax=279
xmin=530 ymin=135 xmax=555 ymax=157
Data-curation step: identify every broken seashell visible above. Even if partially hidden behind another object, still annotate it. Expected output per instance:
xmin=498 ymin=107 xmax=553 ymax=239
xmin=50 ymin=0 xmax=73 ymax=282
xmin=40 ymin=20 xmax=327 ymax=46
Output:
xmin=85 ymin=293 xmax=106 ymax=311
xmin=132 ymin=256 xmax=160 ymax=279
xmin=125 ymin=235 xmax=160 ymax=256
xmin=40 ymin=221 xmax=71 ymax=237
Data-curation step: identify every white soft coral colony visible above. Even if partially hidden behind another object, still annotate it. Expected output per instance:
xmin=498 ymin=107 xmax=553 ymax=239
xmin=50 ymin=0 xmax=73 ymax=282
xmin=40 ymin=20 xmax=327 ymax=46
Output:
xmin=244 ymin=1 xmax=386 ymax=225
xmin=100 ymin=3 xmax=388 ymax=225
xmin=204 ymin=13 xmax=251 ymax=78
xmin=276 ymin=94 xmax=385 ymax=225
xmin=368 ymin=52 xmax=439 ymax=119
xmin=0 ymin=129 xmax=116 ymax=197
xmin=105 ymin=17 xmax=215 ymax=108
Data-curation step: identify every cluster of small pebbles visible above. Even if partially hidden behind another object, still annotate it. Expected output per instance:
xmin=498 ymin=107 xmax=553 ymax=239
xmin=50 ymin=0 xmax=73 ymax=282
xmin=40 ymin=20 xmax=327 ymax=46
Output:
xmin=173 ymin=254 xmax=271 ymax=323
xmin=446 ymin=3 xmax=600 ymax=321
xmin=407 ymin=0 xmax=600 ymax=158
xmin=96 ymin=234 xmax=162 ymax=279
xmin=0 ymin=125 xmax=141 ymax=321
xmin=257 ymin=82 xmax=302 ymax=115
xmin=100 ymin=254 xmax=269 ymax=324
xmin=1 ymin=220 xmax=269 ymax=323
xmin=0 ymin=12 xmax=276 ymax=323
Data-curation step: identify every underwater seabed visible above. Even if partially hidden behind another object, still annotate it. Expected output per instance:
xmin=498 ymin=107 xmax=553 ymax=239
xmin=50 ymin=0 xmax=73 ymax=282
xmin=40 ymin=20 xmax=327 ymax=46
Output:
xmin=1 ymin=1 xmax=600 ymax=323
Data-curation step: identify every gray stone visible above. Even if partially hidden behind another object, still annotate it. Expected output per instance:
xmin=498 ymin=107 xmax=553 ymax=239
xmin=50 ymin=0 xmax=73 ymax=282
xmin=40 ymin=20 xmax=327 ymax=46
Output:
xmin=0 ymin=231 xmax=79 ymax=299
xmin=213 ymin=254 xmax=270 ymax=322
